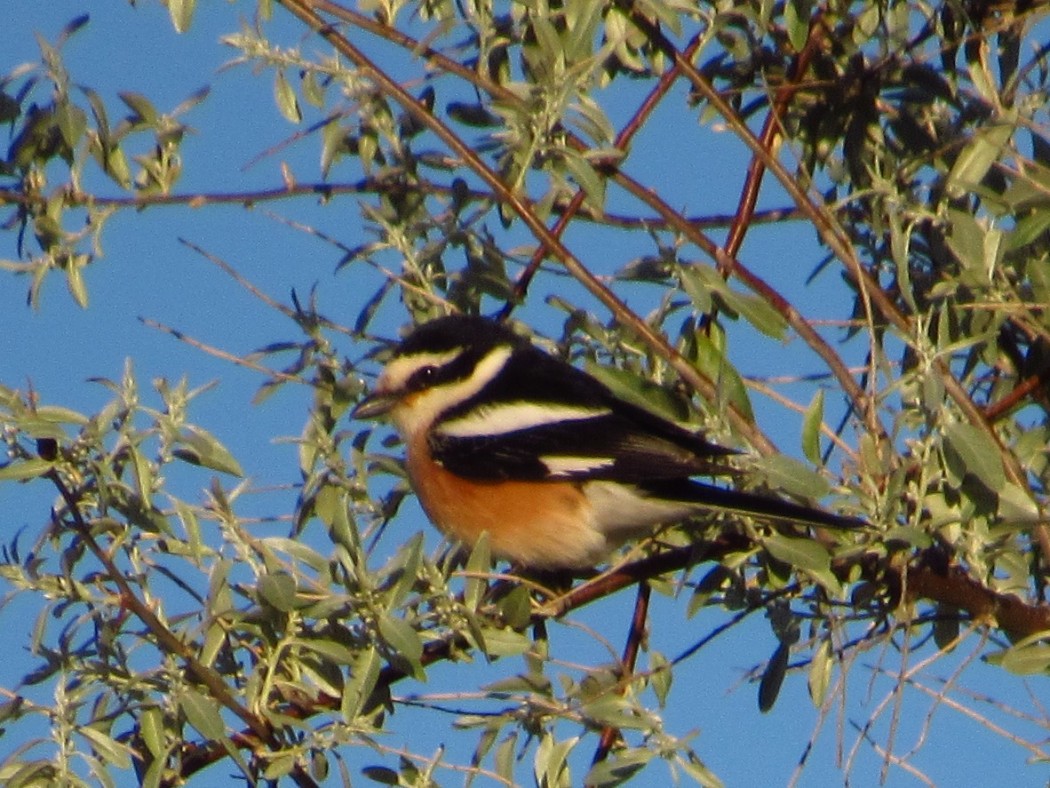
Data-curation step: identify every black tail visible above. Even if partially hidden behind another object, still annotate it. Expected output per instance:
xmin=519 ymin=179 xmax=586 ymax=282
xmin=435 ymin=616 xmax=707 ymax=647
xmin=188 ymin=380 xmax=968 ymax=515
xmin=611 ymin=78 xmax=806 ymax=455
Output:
xmin=642 ymin=479 xmax=866 ymax=531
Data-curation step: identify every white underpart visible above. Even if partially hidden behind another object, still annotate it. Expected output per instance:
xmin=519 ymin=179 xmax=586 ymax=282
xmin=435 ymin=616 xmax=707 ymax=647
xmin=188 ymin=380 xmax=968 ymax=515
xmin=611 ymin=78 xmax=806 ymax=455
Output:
xmin=540 ymin=455 xmax=616 ymax=477
xmin=388 ymin=346 xmax=514 ymax=437
xmin=584 ymin=481 xmax=698 ymax=536
xmin=437 ymin=402 xmax=611 ymax=438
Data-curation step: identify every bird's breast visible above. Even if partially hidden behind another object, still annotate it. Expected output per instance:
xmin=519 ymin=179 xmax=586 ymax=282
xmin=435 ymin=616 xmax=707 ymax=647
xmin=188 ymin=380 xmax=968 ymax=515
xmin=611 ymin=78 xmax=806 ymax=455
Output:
xmin=403 ymin=435 xmax=609 ymax=568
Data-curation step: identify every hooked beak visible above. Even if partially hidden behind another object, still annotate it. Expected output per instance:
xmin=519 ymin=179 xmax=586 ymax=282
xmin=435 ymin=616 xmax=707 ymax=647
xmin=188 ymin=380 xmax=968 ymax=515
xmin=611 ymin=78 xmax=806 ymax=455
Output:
xmin=351 ymin=389 xmax=400 ymax=421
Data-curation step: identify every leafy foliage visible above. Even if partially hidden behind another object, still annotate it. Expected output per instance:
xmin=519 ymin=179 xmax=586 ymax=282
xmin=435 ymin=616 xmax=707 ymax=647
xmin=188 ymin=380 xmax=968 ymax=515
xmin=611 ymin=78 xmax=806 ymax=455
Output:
xmin=2 ymin=0 xmax=1050 ymax=785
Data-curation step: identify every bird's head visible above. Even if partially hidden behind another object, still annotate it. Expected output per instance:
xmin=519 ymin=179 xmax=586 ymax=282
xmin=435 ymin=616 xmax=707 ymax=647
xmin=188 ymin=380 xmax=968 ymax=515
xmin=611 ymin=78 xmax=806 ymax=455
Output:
xmin=351 ymin=315 xmax=525 ymax=437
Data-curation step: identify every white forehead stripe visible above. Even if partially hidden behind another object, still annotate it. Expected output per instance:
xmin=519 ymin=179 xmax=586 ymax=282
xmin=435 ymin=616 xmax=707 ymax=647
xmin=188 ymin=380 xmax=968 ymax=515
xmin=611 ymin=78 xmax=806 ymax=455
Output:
xmin=378 ymin=347 xmax=464 ymax=393
xmin=392 ymin=345 xmax=514 ymax=435
xmin=437 ymin=403 xmax=611 ymax=438
xmin=541 ymin=456 xmax=615 ymax=477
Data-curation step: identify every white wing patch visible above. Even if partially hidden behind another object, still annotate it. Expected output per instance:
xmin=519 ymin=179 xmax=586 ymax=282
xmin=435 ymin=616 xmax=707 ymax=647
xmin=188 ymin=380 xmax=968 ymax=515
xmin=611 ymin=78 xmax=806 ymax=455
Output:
xmin=437 ymin=402 xmax=610 ymax=438
xmin=540 ymin=455 xmax=616 ymax=477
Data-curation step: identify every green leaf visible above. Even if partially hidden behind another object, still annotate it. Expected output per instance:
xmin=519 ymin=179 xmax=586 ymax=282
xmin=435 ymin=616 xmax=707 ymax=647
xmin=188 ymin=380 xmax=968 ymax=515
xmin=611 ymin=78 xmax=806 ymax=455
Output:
xmin=119 ymin=92 xmax=159 ymax=125
xmin=752 ymin=454 xmax=829 ymax=500
xmin=1007 ymin=209 xmax=1050 ymax=250
xmin=583 ymin=362 xmax=691 ymax=423
xmin=943 ymin=422 xmax=1005 ymax=492
xmin=464 ymin=532 xmax=491 ymax=611
xmin=383 ymin=533 xmax=423 ymax=610
xmin=274 ymin=70 xmax=302 ymax=124
xmin=310 ymin=750 xmax=329 ymax=781
xmin=5 ymin=761 xmax=58 ymax=787
xmin=295 ymin=636 xmax=356 ymax=665
xmin=257 ymin=572 xmax=297 ymax=612
xmin=174 ymin=426 xmax=244 ymax=477
xmin=0 ymin=697 xmax=24 ymax=725
xmin=80 ymin=726 xmax=132 ymax=769
xmin=314 ymin=483 xmax=343 ymax=527
xmin=758 ymin=641 xmax=789 ymax=712
xmin=784 ymin=0 xmax=812 ymax=51
xmin=342 ymin=645 xmax=383 ymax=721
xmin=129 ymin=444 xmax=153 ymax=503
xmin=262 ymin=536 xmax=329 ymax=572
xmin=534 ymin=733 xmax=578 ymax=788
xmin=498 ymin=584 xmax=532 ymax=630
xmin=478 ymin=627 xmax=531 ymax=657
xmin=167 ymin=0 xmax=196 ymax=33
xmin=675 ymin=752 xmax=724 ymax=788
xmin=378 ymin=612 xmax=423 ymax=668
xmin=33 ymin=405 xmax=88 ymax=425
xmin=933 ymin=605 xmax=960 ymax=651
xmin=141 ymin=756 xmax=167 ymax=788
xmin=997 ymin=482 xmax=1042 ymax=524
xmin=998 ymin=640 xmax=1050 ymax=675
xmin=362 ymin=766 xmax=400 ymax=784
xmin=105 ymin=145 xmax=132 ymax=188
xmin=320 ymin=118 xmax=347 ymax=176
xmin=731 ymin=292 xmax=788 ymax=340
xmin=180 ymin=689 xmax=225 ymax=740
xmin=649 ymin=650 xmax=672 ymax=707
xmin=679 ymin=259 xmax=787 ymax=337
xmin=494 ymin=732 xmax=517 ymax=783
xmin=301 ymin=69 xmax=325 ymax=108
xmin=945 ymin=122 xmax=1014 ymax=199
xmin=763 ymin=533 xmax=831 ymax=573
xmin=945 ymin=208 xmax=986 ymax=274
xmin=562 ymin=149 xmax=606 ymax=211
xmin=55 ymin=102 xmax=87 ymax=150
xmin=882 ymin=525 xmax=933 ymax=548
xmin=692 ymin=330 xmax=753 ymax=421
xmin=801 ymin=389 xmax=824 ymax=465
xmin=263 ymin=754 xmax=297 ymax=780
xmin=584 ymin=747 xmax=652 ymax=786
xmin=65 ymin=256 xmax=89 ymax=308
xmin=679 ymin=264 xmax=720 ymax=314
xmin=807 ymin=638 xmax=832 ymax=706
xmin=0 ymin=459 xmax=54 ymax=481
xmin=139 ymin=707 xmax=166 ymax=759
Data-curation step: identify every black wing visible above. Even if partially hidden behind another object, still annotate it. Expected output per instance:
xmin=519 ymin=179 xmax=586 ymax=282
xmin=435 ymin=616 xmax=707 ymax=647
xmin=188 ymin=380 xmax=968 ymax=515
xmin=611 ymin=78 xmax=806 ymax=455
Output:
xmin=636 ymin=479 xmax=866 ymax=530
xmin=429 ymin=346 xmax=736 ymax=482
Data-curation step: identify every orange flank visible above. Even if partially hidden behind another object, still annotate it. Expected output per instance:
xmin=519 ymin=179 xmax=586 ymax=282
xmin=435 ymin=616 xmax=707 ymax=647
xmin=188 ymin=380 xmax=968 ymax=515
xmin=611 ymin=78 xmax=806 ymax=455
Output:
xmin=405 ymin=434 xmax=606 ymax=568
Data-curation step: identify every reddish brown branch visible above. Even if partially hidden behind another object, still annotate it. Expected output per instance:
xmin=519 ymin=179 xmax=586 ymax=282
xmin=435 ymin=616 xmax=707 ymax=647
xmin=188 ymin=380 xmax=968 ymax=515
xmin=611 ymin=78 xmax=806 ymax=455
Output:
xmin=905 ymin=564 xmax=1050 ymax=635
xmin=280 ymin=0 xmax=776 ymax=454
xmin=722 ymin=10 xmax=827 ymax=265
xmin=505 ymin=15 xmax=717 ymax=314
xmin=618 ymin=6 xmax=1034 ymax=502
xmin=591 ymin=582 xmax=651 ymax=772
xmin=170 ymin=530 xmax=1050 ymax=782
xmin=46 ymin=472 xmax=319 ymax=788
xmin=983 ymin=370 xmax=1050 ymax=422
xmin=298 ymin=1 xmax=865 ymax=445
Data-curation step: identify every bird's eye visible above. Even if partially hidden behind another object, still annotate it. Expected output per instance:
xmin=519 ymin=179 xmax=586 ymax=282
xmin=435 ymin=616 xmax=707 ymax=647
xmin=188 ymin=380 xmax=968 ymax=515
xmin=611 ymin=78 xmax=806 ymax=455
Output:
xmin=411 ymin=365 xmax=439 ymax=389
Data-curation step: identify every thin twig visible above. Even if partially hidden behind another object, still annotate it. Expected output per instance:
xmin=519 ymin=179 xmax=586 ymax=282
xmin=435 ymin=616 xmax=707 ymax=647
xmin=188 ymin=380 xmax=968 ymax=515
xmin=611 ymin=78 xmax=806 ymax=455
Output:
xmin=45 ymin=471 xmax=320 ymax=788
xmin=590 ymin=582 xmax=651 ymax=772
xmin=278 ymin=0 xmax=776 ymax=455
xmin=140 ymin=317 xmax=306 ymax=383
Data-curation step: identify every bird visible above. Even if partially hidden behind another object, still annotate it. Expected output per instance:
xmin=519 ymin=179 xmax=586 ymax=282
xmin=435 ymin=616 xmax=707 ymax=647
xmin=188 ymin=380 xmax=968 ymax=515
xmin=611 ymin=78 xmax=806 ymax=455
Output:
xmin=352 ymin=314 xmax=862 ymax=569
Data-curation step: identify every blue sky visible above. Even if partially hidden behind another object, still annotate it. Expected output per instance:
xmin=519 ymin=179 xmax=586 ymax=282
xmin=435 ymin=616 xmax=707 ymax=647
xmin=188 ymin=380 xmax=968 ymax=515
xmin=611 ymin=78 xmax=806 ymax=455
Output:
xmin=2 ymin=3 xmax=1048 ymax=786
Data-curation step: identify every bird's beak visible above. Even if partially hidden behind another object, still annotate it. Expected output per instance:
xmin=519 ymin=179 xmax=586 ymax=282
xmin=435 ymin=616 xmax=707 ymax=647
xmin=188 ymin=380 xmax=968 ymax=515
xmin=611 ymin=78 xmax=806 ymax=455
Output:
xmin=351 ymin=389 xmax=400 ymax=420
